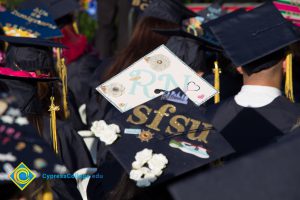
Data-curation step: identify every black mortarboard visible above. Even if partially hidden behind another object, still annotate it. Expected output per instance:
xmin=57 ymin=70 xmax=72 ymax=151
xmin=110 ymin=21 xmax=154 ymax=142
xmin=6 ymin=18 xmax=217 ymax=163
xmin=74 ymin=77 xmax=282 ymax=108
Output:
xmin=0 ymin=96 xmax=67 ymax=183
xmin=0 ymin=8 xmax=62 ymax=39
xmin=153 ymin=27 xmax=222 ymax=50
xmin=0 ymin=35 xmax=65 ymax=48
xmin=165 ymin=36 xmax=209 ymax=73
xmin=19 ymin=0 xmax=79 ymax=20
xmin=142 ymin=0 xmax=197 ymax=24
xmin=168 ymin=128 xmax=300 ymax=200
xmin=0 ymin=36 xmax=64 ymax=81
xmin=106 ymin=88 xmax=234 ymax=185
xmin=209 ymin=2 xmax=300 ymax=73
xmin=152 ymin=8 xmax=247 ymax=52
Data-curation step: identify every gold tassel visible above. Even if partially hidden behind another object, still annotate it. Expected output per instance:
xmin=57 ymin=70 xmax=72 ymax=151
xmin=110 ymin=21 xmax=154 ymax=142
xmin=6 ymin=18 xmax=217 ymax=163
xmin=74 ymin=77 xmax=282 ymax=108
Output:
xmin=285 ymin=52 xmax=294 ymax=102
xmin=4 ymin=42 xmax=8 ymax=51
xmin=36 ymin=182 xmax=53 ymax=200
xmin=56 ymin=48 xmax=70 ymax=118
xmin=213 ymin=61 xmax=221 ymax=104
xmin=72 ymin=21 xmax=79 ymax=34
xmin=49 ymin=96 xmax=60 ymax=154
xmin=55 ymin=48 xmax=62 ymax=78
xmin=42 ymin=182 xmax=53 ymax=200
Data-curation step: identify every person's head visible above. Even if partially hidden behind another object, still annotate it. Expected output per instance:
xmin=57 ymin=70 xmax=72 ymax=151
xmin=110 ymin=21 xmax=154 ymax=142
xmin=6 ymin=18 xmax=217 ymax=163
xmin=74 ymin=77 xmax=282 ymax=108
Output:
xmin=103 ymin=17 xmax=179 ymax=81
xmin=0 ymin=37 xmax=65 ymax=119
xmin=236 ymin=49 xmax=287 ymax=89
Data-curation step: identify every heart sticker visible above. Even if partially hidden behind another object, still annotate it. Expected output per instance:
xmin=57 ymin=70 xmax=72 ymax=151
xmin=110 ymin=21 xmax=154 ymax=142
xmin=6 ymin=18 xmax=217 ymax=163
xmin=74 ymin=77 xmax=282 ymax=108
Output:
xmin=198 ymin=94 xmax=205 ymax=99
xmin=187 ymin=81 xmax=200 ymax=92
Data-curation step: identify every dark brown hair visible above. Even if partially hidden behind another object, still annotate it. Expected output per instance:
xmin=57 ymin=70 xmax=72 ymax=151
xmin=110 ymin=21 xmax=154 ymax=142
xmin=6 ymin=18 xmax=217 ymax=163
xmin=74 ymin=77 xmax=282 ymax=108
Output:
xmin=103 ymin=17 xmax=179 ymax=81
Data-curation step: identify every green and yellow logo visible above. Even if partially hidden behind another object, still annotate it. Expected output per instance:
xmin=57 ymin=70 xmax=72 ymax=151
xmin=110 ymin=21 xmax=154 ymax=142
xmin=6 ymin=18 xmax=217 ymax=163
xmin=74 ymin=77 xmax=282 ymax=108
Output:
xmin=9 ymin=162 xmax=36 ymax=190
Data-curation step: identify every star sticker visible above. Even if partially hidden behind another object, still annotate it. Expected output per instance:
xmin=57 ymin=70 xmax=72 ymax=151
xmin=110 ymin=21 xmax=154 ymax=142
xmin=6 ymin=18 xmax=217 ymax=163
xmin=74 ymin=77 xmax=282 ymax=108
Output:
xmin=138 ymin=130 xmax=154 ymax=142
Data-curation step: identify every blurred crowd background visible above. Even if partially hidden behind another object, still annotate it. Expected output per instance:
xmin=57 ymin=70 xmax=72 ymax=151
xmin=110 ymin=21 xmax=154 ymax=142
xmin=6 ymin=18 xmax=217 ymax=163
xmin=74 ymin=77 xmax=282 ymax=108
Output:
xmin=0 ymin=0 xmax=267 ymax=59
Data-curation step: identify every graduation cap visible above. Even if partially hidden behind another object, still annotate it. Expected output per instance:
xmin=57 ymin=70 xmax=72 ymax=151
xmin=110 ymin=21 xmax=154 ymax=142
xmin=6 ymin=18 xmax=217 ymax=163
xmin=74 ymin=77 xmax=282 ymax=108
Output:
xmin=153 ymin=27 xmax=222 ymax=50
xmin=179 ymin=0 xmax=227 ymax=36
xmin=130 ymin=0 xmax=151 ymax=12
xmin=19 ymin=0 xmax=80 ymax=20
xmin=142 ymin=0 xmax=197 ymax=24
xmin=165 ymin=36 xmax=208 ymax=73
xmin=153 ymin=5 xmax=246 ymax=53
xmin=155 ymin=9 xmax=247 ymax=104
xmin=209 ymin=2 xmax=300 ymax=73
xmin=197 ymin=0 xmax=227 ymax=23
xmin=0 ymin=96 xmax=67 ymax=184
xmin=106 ymin=87 xmax=234 ymax=186
xmin=0 ymin=8 xmax=62 ymax=39
xmin=168 ymin=127 xmax=300 ymax=200
xmin=0 ymin=36 xmax=65 ymax=81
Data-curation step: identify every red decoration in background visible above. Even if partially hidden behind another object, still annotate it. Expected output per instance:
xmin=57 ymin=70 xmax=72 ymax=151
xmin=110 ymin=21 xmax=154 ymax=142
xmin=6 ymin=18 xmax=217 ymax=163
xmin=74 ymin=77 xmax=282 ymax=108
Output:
xmin=0 ymin=67 xmax=50 ymax=79
xmin=186 ymin=3 xmax=259 ymax=13
xmin=60 ymin=25 xmax=88 ymax=64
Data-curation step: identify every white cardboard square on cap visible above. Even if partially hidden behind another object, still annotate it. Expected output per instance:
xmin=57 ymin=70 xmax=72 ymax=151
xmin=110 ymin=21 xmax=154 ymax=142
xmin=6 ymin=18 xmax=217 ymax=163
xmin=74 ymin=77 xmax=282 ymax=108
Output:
xmin=96 ymin=45 xmax=217 ymax=113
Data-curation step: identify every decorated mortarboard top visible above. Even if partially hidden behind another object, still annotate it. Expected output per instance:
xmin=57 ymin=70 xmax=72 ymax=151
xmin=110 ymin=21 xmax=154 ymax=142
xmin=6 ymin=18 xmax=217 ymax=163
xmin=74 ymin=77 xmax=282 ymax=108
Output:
xmin=168 ymin=121 xmax=298 ymax=200
xmin=209 ymin=2 xmax=300 ymax=73
xmin=274 ymin=0 xmax=300 ymax=27
xmin=142 ymin=0 xmax=197 ymax=24
xmin=182 ymin=1 xmax=226 ymax=38
xmin=0 ymin=36 xmax=64 ymax=81
xmin=130 ymin=0 xmax=151 ymax=12
xmin=196 ymin=0 xmax=227 ymax=23
xmin=19 ymin=0 xmax=80 ymax=20
xmin=0 ymin=35 xmax=65 ymax=48
xmin=104 ymin=87 xmax=234 ymax=187
xmin=153 ymin=5 xmax=246 ymax=52
xmin=0 ymin=95 xmax=67 ymax=183
xmin=96 ymin=45 xmax=217 ymax=113
xmin=0 ymin=8 xmax=62 ymax=39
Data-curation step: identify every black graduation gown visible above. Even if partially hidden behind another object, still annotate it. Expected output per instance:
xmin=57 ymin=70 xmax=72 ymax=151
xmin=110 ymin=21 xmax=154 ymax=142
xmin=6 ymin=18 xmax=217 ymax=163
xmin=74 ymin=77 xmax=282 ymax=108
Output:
xmin=207 ymin=96 xmax=300 ymax=154
xmin=208 ymin=96 xmax=300 ymax=133
xmin=65 ymin=54 xmax=101 ymax=131
xmin=86 ymin=57 xmax=115 ymax=128
xmin=40 ymin=116 xmax=95 ymax=200
xmin=67 ymin=54 xmax=101 ymax=108
xmin=40 ymin=116 xmax=95 ymax=173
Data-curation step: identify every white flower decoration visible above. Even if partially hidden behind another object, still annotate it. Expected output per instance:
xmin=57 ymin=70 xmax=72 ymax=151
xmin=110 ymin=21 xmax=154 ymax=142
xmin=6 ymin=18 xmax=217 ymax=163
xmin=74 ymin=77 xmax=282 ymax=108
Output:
xmin=1 ymin=115 xmax=14 ymax=124
xmin=15 ymin=117 xmax=29 ymax=126
xmin=108 ymin=124 xmax=120 ymax=133
xmin=129 ymin=149 xmax=168 ymax=187
xmin=150 ymin=168 xmax=163 ymax=177
xmin=132 ymin=161 xmax=143 ymax=170
xmin=91 ymin=120 xmax=107 ymax=134
xmin=135 ymin=148 xmax=153 ymax=166
xmin=129 ymin=169 xmax=143 ymax=181
xmin=148 ymin=154 xmax=168 ymax=171
xmin=139 ymin=167 xmax=150 ymax=175
xmin=90 ymin=120 xmax=120 ymax=145
xmin=144 ymin=171 xmax=157 ymax=183
xmin=136 ymin=179 xmax=151 ymax=188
